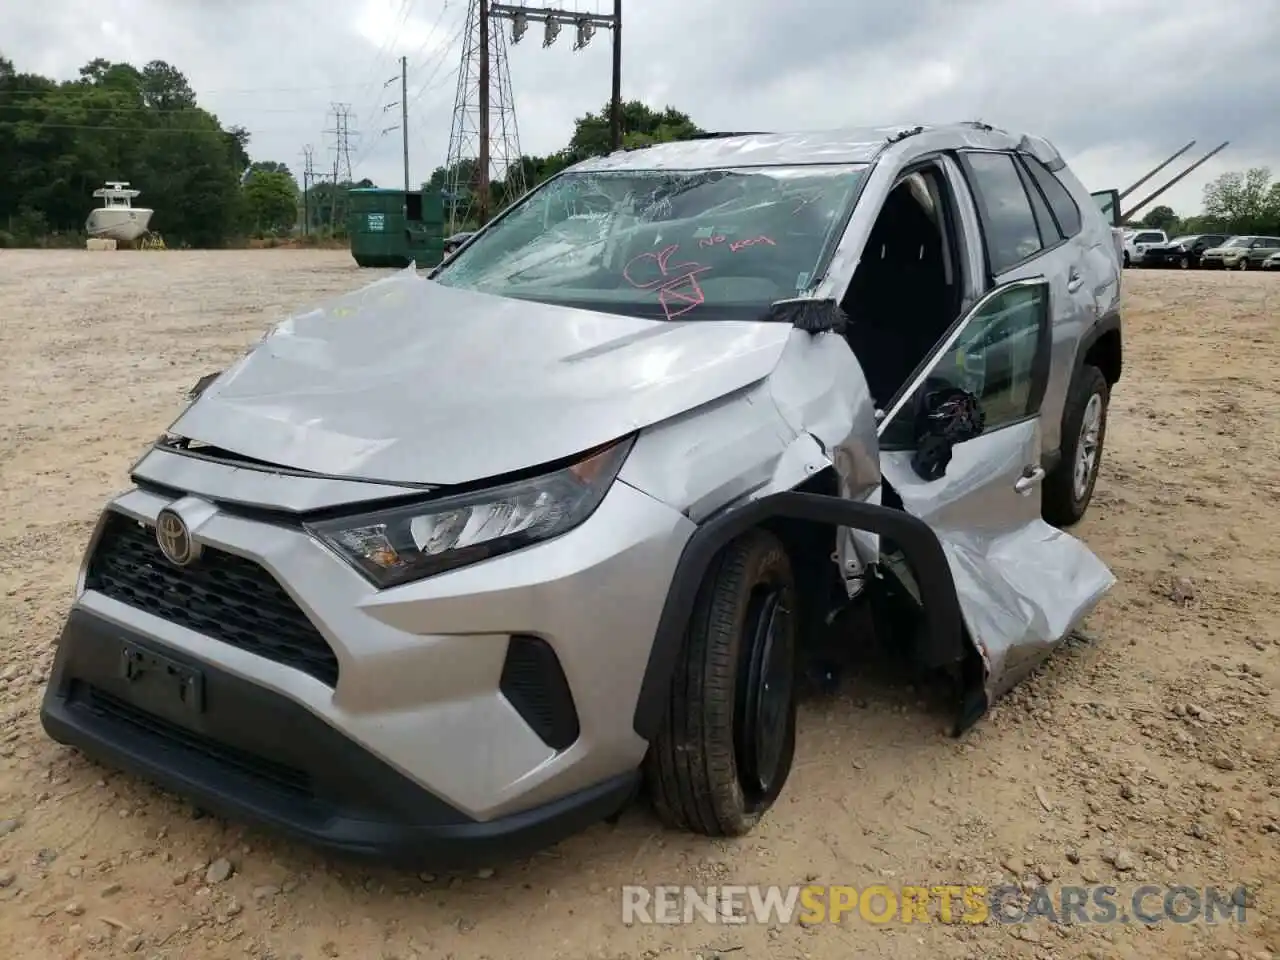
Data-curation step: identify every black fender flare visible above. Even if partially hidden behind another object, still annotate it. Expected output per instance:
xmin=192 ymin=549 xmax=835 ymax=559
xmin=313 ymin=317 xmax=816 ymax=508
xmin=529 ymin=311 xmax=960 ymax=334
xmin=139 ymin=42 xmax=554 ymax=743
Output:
xmin=631 ymin=491 xmax=970 ymax=741
xmin=1077 ymin=306 xmax=1122 ymax=382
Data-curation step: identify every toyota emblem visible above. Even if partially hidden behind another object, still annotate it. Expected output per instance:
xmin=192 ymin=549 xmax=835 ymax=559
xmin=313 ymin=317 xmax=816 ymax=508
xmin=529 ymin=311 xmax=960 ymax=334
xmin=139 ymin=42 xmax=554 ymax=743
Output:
xmin=155 ymin=508 xmax=201 ymax=566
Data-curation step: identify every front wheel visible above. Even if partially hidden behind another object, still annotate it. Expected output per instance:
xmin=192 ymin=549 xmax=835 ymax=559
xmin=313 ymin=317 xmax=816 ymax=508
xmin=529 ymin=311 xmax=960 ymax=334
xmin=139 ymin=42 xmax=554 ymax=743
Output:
xmin=1043 ymin=364 xmax=1110 ymax=527
xmin=645 ymin=529 xmax=798 ymax=836
xmin=1179 ymin=255 xmax=1191 ymax=269
xmin=1238 ymin=258 xmax=1249 ymax=271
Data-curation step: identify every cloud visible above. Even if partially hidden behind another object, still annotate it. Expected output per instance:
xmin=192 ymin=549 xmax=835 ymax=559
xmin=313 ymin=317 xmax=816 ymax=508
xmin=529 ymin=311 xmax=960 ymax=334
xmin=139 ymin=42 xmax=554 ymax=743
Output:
xmin=4 ymin=0 xmax=1278 ymax=214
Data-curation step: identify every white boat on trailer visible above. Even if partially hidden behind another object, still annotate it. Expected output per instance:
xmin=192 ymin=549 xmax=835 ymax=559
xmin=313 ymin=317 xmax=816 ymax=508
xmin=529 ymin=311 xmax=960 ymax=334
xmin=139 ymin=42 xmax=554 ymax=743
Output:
xmin=85 ymin=182 xmax=153 ymax=243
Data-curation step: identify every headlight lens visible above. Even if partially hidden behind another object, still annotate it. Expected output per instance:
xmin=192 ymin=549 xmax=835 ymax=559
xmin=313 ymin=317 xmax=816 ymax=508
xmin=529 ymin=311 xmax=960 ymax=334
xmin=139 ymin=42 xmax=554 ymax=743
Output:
xmin=305 ymin=438 xmax=633 ymax=588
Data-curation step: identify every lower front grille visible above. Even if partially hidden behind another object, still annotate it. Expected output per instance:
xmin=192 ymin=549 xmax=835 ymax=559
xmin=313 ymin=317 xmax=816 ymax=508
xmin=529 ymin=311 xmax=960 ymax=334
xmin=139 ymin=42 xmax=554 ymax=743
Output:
xmin=85 ymin=511 xmax=340 ymax=687
xmin=70 ymin=682 xmax=312 ymax=798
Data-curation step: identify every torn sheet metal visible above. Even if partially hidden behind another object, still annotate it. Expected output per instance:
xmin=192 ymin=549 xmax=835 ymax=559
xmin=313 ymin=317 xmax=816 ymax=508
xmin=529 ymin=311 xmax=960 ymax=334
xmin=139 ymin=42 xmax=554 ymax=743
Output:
xmin=766 ymin=326 xmax=882 ymax=577
xmin=941 ymin=523 xmax=1115 ymax=700
xmin=881 ymin=439 xmax=1115 ymax=705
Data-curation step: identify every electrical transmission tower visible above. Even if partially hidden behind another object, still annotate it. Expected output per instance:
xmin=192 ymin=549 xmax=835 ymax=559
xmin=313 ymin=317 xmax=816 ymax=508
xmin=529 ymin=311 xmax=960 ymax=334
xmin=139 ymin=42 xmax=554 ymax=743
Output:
xmin=301 ymin=144 xmax=316 ymax=234
xmin=444 ymin=0 xmax=526 ymax=233
xmin=326 ymin=103 xmax=357 ymax=184
xmin=324 ymin=103 xmax=358 ymax=231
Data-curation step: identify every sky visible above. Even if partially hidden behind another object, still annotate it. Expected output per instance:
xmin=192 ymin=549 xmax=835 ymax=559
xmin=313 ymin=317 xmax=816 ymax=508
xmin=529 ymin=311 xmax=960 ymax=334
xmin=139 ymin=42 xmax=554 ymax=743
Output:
xmin=4 ymin=0 xmax=1279 ymax=217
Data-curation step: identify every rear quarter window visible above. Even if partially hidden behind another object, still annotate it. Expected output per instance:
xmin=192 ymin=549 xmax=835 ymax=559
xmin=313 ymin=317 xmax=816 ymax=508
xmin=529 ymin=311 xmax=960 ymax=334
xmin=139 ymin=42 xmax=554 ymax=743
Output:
xmin=1021 ymin=156 xmax=1083 ymax=238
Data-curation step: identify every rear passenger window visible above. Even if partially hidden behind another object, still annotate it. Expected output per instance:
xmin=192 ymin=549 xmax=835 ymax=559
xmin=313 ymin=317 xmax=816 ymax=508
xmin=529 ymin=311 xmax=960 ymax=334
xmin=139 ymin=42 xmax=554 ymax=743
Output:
xmin=1022 ymin=156 xmax=1082 ymax=237
xmin=963 ymin=152 xmax=1044 ymax=274
xmin=1015 ymin=161 xmax=1058 ymax=246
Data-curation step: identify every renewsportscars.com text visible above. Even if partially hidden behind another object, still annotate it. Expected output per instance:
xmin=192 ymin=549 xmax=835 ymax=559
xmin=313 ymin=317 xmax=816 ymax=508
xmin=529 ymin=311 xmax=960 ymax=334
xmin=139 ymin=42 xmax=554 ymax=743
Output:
xmin=621 ymin=884 xmax=1250 ymax=926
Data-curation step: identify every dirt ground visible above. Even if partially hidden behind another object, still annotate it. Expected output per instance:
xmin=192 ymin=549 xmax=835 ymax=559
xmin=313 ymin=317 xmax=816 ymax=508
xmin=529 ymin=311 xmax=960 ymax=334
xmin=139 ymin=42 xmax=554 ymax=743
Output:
xmin=0 ymin=249 xmax=1277 ymax=960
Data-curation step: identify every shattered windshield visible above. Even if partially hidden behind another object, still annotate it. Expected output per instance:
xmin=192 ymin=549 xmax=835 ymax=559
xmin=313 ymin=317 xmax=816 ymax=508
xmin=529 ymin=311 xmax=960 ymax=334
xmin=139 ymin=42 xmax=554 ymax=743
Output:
xmin=433 ymin=165 xmax=867 ymax=321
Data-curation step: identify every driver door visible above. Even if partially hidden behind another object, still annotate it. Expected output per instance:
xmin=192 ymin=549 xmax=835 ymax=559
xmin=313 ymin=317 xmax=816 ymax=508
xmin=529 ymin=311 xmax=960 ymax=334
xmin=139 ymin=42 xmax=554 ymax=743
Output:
xmin=876 ymin=277 xmax=1114 ymax=695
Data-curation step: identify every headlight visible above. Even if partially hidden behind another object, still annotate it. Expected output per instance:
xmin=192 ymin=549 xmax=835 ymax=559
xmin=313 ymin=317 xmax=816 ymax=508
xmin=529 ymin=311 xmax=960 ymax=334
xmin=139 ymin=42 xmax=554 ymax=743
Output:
xmin=305 ymin=438 xmax=633 ymax=588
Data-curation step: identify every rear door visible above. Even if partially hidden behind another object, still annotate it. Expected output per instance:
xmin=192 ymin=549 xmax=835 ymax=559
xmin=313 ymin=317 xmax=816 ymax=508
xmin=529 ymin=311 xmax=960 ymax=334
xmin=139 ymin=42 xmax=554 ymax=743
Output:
xmin=1252 ymin=237 xmax=1280 ymax=265
xmin=877 ymin=278 xmax=1113 ymax=695
xmin=953 ymin=149 xmax=1095 ymax=463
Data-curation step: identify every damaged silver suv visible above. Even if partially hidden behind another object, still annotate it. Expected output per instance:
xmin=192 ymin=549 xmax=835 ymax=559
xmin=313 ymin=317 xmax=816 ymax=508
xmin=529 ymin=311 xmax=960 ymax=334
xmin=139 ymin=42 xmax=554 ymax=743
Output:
xmin=42 ymin=123 xmax=1123 ymax=864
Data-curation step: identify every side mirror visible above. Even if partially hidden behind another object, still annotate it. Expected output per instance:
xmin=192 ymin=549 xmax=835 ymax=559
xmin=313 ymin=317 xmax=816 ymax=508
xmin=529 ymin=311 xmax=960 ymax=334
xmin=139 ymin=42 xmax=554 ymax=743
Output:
xmin=909 ymin=383 xmax=985 ymax=481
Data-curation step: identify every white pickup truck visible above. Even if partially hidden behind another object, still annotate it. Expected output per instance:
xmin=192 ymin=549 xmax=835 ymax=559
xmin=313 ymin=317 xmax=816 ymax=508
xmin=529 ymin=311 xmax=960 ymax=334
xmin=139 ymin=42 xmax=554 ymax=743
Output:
xmin=1122 ymin=228 xmax=1168 ymax=268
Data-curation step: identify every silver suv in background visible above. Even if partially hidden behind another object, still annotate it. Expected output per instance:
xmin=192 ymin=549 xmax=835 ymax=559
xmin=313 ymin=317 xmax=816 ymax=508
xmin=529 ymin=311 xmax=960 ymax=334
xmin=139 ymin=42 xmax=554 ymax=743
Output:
xmin=42 ymin=123 xmax=1121 ymax=864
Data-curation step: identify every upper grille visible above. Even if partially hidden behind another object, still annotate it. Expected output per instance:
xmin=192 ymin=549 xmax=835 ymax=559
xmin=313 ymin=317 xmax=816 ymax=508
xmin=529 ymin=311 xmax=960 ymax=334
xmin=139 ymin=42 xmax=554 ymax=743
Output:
xmin=85 ymin=511 xmax=340 ymax=687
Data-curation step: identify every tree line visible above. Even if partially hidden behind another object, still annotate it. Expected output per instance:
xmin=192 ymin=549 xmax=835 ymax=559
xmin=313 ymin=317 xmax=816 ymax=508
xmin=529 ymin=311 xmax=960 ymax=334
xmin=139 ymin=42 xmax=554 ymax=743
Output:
xmin=0 ymin=53 xmax=702 ymax=248
xmin=1135 ymin=168 xmax=1280 ymax=237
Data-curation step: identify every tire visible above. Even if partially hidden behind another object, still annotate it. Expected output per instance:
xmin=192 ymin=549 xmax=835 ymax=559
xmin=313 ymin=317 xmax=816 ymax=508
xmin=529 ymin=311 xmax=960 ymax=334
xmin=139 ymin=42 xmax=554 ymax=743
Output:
xmin=1179 ymin=255 xmax=1191 ymax=269
xmin=1043 ymin=364 xmax=1110 ymax=527
xmin=1123 ymin=251 xmax=1131 ymax=268
xmin=645 ymin=529 xmax=798 ymax=836
xmin=1238 ymin=258 xmax=1249 ymax=271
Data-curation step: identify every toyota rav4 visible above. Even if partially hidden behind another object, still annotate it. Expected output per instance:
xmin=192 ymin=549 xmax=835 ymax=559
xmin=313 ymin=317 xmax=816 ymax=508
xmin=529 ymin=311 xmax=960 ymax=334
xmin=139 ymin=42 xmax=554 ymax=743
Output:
xmin=42 ymin=123 xmax=1122 ymax=866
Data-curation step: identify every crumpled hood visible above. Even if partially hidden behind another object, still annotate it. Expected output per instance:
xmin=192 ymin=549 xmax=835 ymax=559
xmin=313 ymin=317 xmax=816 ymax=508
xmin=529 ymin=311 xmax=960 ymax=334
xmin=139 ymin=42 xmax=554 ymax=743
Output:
xmin=169 ymin=268 xmax=794 ymax=486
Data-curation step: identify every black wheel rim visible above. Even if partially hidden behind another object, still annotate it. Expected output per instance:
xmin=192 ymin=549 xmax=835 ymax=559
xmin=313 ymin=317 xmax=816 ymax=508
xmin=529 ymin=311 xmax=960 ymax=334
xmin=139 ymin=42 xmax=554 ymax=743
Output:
xmin=735 ymin=588 xmax=793 ymax=800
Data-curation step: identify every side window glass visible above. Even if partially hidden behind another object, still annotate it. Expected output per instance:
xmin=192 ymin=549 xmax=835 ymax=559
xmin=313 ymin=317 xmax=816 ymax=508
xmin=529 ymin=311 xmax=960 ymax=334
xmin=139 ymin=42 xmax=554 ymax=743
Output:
xmin=964 ymin=152 xmax=1044 ymax=274
xmin=881 ymin=282 xmax=1048 ymax=449
xmin=1022 ymin=156 xmax=1083 ymax=237
xmin=1015 ymin=160 xmax=1059 ymax=246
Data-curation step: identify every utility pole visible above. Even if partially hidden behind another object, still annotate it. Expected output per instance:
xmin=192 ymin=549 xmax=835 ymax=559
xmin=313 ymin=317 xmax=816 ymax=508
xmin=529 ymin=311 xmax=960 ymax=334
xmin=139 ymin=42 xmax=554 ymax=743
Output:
xmin=491 ymin=2 xmax=624 ymax=150
xmin=401 ymin=55 xmax=410 ymax=192
xmin=478 ymin=0 xmax=491 ymax=225
xmin=610 ymin=0 xmax=622 ymax=151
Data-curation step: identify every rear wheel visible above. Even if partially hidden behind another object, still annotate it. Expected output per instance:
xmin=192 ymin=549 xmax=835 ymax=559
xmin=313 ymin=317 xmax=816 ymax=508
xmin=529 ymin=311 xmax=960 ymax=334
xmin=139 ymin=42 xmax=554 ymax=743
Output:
xmin=1043 ymin=364 xmax=1110 ymax=527
xmin=645 ymin=529 xmax=798 ymax=836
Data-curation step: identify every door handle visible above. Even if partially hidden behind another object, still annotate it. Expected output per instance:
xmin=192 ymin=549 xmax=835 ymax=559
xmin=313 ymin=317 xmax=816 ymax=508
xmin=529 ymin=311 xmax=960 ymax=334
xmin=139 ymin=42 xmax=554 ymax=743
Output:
xmin=1066 ymin=269 xmax=1083 ymax=293
xmin=1014 ymin=465 xmax=1045 ymax=495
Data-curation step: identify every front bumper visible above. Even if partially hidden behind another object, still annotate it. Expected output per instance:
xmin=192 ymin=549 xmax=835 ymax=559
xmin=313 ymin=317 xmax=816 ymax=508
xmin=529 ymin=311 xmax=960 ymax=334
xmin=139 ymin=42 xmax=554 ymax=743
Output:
xmin=42 ymin=477 xmax=694 ymax=861
xmin=42 ymin=609 xmax=639 ymax=866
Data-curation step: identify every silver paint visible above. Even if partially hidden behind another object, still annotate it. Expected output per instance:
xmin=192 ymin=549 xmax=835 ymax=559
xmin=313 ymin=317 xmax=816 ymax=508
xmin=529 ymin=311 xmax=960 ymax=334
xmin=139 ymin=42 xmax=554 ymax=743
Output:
xmin=56 ymin=121 xmax=1120 ymax=830
xmin=169 ymin=268 xmax=794 ymax=486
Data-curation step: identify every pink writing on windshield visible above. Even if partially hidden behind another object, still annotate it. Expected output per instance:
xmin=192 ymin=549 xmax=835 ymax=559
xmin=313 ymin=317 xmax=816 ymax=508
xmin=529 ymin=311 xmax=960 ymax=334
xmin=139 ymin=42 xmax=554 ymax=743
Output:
xmin=730 ymin=235 xmax=776 ymax=252
xmin=623 ymin=244 xmax=711 ymax=321
xmin=698 ymin=233 xmax=777 ymax=251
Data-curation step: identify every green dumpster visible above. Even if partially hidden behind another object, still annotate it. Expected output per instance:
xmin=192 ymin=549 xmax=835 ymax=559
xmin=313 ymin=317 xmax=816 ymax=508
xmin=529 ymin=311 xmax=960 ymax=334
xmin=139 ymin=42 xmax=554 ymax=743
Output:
xmin=347 ymin=189 xmax=407 ymax=267
xmin=348 ymin=188 xmax=448 ymax=269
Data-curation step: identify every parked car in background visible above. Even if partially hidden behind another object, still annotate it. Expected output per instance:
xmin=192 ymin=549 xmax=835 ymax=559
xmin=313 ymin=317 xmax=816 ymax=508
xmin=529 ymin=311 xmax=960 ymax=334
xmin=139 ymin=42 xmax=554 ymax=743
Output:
xmin=1262 ymin=251 xmax=1280 ymax=271
xmin=1141 ymin=233 xmax=1230 ymax=269
xmin=1122 ymin=229 xmax=1166 ymax=267
xmin=443 ymin=231 xmax=474 ymax=256
xmin=1200 ymin=236 xmax=1280 ymax=269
